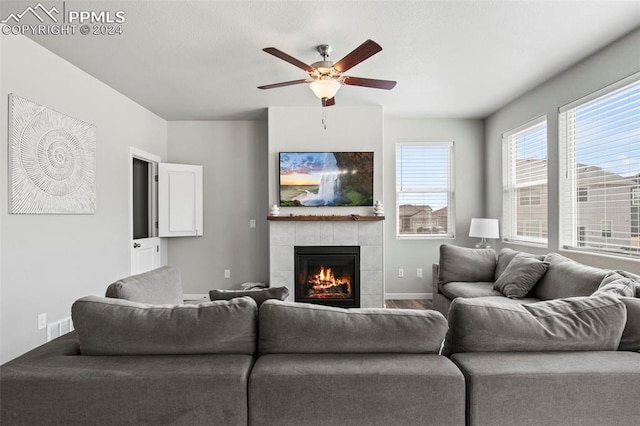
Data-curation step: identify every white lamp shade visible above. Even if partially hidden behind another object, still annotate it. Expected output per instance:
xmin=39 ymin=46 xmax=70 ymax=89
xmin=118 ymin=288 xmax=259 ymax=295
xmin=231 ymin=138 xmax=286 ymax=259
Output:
xmin=469 ymin=218 xmax=500 ymax=239
xmin=309 ymin=79 xmax=341 ymax=99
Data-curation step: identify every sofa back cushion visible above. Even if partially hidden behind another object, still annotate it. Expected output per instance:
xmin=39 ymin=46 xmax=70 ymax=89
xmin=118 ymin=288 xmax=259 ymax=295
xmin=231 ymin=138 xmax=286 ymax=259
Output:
xmin=439 ymin=244 xmax=496 ymax=284
xmin=495 ymin=248 xmax=545 ymax=280
xmin=258 ymin=300 xmax=448 ymax=354
xmin=592 ymin=272 xmax=638 ymax=298
xmin=209 ymin=286 xmax=289 ymax=307
xmin=534 ymin=253 xmax=608 ymax=300
xmin=105 ymin=265 xmax=183 ymax=305
xmin=72 ymin=296 xmax=257 ymax=355
xmin=444 ymin=295 xmax=626 ymax=355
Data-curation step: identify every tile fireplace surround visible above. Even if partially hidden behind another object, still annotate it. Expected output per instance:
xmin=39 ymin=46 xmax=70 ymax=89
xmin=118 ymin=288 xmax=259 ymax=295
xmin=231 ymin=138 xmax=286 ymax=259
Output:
xmin=269 ymin=217 xmax=384 ymax=308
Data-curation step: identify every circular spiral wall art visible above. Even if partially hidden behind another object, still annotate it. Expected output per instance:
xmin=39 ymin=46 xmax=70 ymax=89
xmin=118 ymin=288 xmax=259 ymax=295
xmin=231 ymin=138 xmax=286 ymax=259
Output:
xmin=9 ymin=94 xmax=96 ymax=214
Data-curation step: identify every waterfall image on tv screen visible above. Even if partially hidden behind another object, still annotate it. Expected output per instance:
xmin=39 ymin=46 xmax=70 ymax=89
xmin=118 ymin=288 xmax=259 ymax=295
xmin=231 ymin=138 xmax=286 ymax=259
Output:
xmin=279 ymin=152 xmax=374 ymax=207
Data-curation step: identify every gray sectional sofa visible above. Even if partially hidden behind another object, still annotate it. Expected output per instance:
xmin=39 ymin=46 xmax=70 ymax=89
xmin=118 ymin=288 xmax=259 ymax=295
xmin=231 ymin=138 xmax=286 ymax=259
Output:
xmin=433 ymin=244 xmax=639 ymax=317
xmin=434 ymin=244 xmax=640 ymax=425
xmin=2 ymin=257 xmax=639 ymax=425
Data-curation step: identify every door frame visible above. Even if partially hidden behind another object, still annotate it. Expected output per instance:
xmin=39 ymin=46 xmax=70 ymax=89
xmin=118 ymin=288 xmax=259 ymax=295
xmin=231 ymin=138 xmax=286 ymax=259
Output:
xmin=128 ymin=147 xmax=161 ymax=274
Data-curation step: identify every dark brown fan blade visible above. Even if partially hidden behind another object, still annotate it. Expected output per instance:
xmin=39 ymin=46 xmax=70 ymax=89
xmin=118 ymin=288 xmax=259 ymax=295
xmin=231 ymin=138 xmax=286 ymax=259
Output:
xmin=258 ymin=79 xmax=309 ymax=90
xmin=322 ymin=97 xmax=336 ymax=107
xmin=343 ymin=76 xmax=397 ymax=90
xmin=263 ymin=47 xmax=315 ymax=72
xmin=333 ymin=40 xmax=382 ymax=73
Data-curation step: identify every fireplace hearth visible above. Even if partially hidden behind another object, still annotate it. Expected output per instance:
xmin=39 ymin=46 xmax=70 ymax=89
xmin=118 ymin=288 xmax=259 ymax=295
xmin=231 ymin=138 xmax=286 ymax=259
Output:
xmin=294 ymin=246 xmax=360 ymax=308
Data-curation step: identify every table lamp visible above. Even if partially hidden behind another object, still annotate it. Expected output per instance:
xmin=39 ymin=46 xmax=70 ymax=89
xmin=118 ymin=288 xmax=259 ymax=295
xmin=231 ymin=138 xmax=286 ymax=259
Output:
xmin=469 ymin=218 xmax=499 ymax=249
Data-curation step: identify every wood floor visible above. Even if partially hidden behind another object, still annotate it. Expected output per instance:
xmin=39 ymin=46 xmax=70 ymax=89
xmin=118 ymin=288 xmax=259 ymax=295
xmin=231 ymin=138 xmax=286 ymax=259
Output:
xmin=385 ymin=299 xmax=433 ymax=310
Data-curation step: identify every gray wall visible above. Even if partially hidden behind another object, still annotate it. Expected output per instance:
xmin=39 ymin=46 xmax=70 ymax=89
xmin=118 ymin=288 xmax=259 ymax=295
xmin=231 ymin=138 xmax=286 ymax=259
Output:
xmin=0 ymin=34 xmax=167 ymax=363
xmin=166 ymin=121 xmax=269 ymax=294
xmin=485 ymin=28 xmax=640 ymax=274
xmin=383 ymin=119 xmax=485 ymax=297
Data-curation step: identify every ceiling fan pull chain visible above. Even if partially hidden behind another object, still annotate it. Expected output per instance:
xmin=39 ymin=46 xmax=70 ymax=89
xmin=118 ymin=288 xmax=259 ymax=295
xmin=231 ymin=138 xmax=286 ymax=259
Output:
xmin=322 ymin=107 xmax=327 ymax=130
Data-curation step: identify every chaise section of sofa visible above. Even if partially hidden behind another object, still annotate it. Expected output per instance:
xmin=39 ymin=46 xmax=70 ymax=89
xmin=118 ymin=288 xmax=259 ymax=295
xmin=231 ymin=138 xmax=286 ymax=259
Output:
xmin=249 ymin=300 xmax=466 ymax=426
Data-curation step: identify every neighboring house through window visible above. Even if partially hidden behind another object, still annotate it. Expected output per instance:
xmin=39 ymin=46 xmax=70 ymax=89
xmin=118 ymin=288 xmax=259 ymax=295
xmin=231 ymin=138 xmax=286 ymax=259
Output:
xmin=503 ymin=117 xmax=548 ymax=245
xmin=560 ymin=74 xmax=640 ymax=258
xmin=396 ymin=142 xmax=454 ymax=238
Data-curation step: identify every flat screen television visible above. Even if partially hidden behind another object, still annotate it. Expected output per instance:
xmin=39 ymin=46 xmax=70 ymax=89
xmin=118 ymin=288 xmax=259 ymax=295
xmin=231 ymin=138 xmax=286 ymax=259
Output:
xmin=279 ymin=152 xmax=374 ymax=207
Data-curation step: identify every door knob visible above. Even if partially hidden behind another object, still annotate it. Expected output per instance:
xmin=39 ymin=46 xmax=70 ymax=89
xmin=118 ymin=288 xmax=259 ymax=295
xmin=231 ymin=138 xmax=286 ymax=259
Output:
xmin=133 ymin=243 xmax=141 ymax=248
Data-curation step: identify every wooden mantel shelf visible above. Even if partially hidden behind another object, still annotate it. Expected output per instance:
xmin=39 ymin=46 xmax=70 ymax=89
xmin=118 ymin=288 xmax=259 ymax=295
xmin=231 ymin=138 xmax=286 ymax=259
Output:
xmin=267 ymin=215 xmax=384 ymax=221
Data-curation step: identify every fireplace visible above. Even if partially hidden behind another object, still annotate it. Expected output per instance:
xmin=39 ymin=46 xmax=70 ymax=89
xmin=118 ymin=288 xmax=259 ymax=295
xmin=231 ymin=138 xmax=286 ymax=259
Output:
xmin=294 ymin=246 xmax=360 ymax=308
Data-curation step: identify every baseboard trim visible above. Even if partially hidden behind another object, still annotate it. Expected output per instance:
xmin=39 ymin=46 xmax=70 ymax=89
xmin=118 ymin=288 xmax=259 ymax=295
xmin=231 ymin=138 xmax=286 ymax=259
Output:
xmin=385 ymin=293 xmax=432 ymax=300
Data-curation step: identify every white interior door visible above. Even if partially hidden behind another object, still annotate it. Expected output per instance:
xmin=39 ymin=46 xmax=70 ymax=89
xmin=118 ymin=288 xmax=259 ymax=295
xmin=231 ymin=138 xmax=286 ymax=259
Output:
xmin=130 ymin=148 xmax=161 ymax=274
xmin=131 ymin=237 xmax=161 ymax=275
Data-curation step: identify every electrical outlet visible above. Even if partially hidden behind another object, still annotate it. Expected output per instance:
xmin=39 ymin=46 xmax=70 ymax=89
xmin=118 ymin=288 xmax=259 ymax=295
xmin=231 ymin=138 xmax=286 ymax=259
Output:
xmin=224 ymin=269 xmax=231 ymax=278
xmin=37 ymin=313 xmax=47 ymax=330
xmin=417 ymin=268 xmax=423 ymax=278
xmin=398 ymin=268 xmax=404 ymax=278
xmin=249 ymin=219 xmax=256 ymax=228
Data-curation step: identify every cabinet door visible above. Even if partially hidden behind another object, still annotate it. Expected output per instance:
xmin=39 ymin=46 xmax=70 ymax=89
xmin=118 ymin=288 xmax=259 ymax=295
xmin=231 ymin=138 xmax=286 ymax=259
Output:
xmin=158 ymin=163 xmax=203 ymax=237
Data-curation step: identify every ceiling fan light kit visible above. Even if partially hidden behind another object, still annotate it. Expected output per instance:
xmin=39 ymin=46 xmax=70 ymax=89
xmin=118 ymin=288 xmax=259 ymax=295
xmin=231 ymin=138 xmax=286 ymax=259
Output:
xmin=258 ymin=39 xmax=397 ymax=107
xmin=309 ymin=79 xmax=341 ymax=100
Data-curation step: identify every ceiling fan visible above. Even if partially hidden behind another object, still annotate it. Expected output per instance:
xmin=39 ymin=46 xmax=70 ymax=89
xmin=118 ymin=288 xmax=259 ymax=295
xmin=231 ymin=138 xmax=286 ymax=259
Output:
xmin=258 ymin=39 xmax=396 ymax=107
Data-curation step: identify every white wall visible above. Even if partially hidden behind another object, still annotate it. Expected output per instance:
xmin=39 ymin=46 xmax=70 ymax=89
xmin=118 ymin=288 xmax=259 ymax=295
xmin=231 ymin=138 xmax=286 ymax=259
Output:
xmin=267 ymin=106 xmax=384 ymax=215
xmin=166 ymin=121 xmax=269 ymax=294
xmin=383 ymin=119 xmax=485 ymax=297
xmin=485 ymin=28 xmax=640 ymax=274
xmin=0 ymin=34 xmax=167 ymax=363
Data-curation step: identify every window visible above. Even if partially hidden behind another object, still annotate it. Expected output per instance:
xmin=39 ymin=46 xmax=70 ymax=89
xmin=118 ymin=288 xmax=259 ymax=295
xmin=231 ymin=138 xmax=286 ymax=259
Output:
xmin=577 ymin=187 xmax=588 ymax=202
xmin=396 ymin=142 xmax=454 ymax=238
xmin=632 ymin=186 xmax=640 ymax=206
xmin=601 ymin=220 xmax=612 ymax=238
xmin=503 ymin=117 xmax=548 ymax=245
xmin=519 ymin=187 xmax=541 ymax=205
xmin=560 ymin=74 xmax=640 ymax=258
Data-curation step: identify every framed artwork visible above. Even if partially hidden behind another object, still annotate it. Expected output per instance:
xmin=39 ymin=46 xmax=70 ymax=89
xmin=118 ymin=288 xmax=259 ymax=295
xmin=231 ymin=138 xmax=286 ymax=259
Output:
xmin=9 ymin=94 xmax=96 ymax=214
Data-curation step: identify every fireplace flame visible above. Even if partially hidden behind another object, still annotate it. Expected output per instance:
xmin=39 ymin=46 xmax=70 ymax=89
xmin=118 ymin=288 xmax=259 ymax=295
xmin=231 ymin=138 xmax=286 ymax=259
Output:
xmin=309 ymin=266 xmax=351 ymax=296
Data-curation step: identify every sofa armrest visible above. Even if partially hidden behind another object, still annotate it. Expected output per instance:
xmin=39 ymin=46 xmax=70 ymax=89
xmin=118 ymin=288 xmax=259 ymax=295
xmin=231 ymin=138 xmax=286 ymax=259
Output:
xmin=432 ymin=264 xmax=440 ymax=297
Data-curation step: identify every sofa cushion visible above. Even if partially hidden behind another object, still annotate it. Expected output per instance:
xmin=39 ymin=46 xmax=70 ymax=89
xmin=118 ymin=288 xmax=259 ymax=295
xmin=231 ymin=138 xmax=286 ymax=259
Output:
xmin=592 ymin=272 xmax=637 ymax=298
xmin=619 ymin=297 xmax=640 ymax=352
xmin=0 ymin=334 xmax=253 ymax=426
xmin=451 ymin=352 xmax=640 ymax=426
xmin=493 ymin=254 xmax=549 ymax=298
xmin=209 ymin=286 xmax=289 ymax=307
xmin=495 ymin=247 xmax=545 ymax=280
xmin=72 ymin=296 xmax=257 ymax=355
xmin=258 ymin=300 xmax=448 ymax=354
xmin=534 ymin=253 xmax=609 ymax=300
xmin=615 ymin=270 xmax=640 ymax=298
xmin=444 ymin=295 xmax=626 ymax=355
xmin=249 ymin=353 xmax=466 ymax=426
xmin=105 ymin=265 xmax=183 ymax=305
xmin=439 ymin=281 xmax=501 ymax=300
xmin=438 ymin=244 xmax=495 ymax=284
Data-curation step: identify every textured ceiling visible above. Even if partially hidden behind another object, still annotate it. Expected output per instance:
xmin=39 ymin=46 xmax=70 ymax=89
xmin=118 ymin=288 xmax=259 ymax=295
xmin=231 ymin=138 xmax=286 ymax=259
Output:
xmin=7 ymin=0 xmax=640 ymax=120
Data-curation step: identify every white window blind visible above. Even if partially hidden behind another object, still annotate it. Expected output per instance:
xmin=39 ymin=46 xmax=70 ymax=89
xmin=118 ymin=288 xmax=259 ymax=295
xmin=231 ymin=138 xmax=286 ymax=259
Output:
xmin=396 ymin=142 xmax=454 ymax=238
xmin=560 ymin=74 xmax=640 ymax=258
xmin=503 ymin=117 xmax=548 ymax=245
